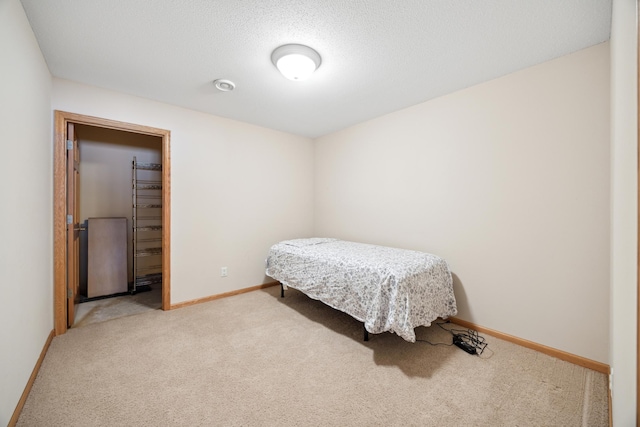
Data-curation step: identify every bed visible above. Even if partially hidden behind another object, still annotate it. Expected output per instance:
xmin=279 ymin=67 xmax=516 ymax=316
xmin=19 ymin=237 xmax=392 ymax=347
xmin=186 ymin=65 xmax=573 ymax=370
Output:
xmin=265 ymin=238 xmax=457 ymax=342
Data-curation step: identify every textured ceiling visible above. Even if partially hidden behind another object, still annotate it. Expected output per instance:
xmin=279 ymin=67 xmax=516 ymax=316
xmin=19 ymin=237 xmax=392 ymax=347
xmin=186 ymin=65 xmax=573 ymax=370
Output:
xmin=20 ymin=0 xmax=611 ymax=138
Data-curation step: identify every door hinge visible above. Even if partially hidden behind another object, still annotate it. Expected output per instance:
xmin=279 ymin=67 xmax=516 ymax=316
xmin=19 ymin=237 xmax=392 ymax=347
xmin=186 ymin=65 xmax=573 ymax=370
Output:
xmin=67 ymin=288 xmax=72 ymax=298
xmin=67 ymin=140 xmax=73 ymax=150
xmin=67 ymin=214 xmax=73 ymax=225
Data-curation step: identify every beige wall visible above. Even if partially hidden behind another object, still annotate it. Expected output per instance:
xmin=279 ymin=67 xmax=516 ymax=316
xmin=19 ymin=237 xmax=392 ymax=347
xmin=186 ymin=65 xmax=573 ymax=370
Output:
xmin=610 ymin=0 xmax=637 ymax=424
xmin=53 ymin=79 xmax=315 ymax=304
xmin=315 ymin=43 xmax=610 ymax=363
xmin=77 ymin=125 xmax=162 ymax=283
xmin=0 ymin=0 xmax=53 ymax=424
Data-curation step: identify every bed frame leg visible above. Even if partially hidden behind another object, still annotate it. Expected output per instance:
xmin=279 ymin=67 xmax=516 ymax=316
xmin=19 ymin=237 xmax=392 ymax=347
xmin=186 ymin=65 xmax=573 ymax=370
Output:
xmin=364 ymin=326 xmax=369 ymax=341
xmin=280 ymin=283 xmax=284 ymax=298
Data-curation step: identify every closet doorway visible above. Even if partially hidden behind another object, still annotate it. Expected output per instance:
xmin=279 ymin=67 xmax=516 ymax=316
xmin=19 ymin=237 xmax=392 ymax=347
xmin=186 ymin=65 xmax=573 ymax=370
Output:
xmin=54 ymin=111 xmax=171 ymax=336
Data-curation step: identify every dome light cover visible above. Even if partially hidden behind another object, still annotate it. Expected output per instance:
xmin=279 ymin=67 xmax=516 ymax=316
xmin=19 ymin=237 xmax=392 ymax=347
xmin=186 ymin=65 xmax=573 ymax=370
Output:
xmin=271 ymin=44 xmax=321 ymax=81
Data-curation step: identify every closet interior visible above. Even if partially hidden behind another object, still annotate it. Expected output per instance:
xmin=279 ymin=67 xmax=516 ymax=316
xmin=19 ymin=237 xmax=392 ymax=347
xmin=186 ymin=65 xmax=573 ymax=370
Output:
xmin=74 ymin=125 xmax=163 ymax=326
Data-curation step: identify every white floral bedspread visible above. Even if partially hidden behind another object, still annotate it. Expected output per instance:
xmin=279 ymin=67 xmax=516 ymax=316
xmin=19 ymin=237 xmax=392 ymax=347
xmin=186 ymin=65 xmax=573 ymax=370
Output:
xmin=265 ymin=238 xmax=457 ymax=342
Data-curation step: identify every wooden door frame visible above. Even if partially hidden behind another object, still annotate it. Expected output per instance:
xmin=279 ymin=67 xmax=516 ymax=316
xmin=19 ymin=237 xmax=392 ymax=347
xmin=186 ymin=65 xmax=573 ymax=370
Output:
xmin=54 ymin=111 xmax=171 ymax=335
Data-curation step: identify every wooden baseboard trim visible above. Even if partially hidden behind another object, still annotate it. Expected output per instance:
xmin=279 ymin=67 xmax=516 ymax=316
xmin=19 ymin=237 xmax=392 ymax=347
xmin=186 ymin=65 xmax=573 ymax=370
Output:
xmin=170 ymin=281 xmax=280 ymax=310
xmin=9 ymin=329 xmax=55 ymax=427
xmin=449 ymin=317 xmax=610 ymax=374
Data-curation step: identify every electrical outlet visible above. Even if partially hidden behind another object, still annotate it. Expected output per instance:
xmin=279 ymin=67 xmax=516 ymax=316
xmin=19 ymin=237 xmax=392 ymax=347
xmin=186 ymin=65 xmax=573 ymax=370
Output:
xmin=221 ymin=267 xmax=228 ymax=277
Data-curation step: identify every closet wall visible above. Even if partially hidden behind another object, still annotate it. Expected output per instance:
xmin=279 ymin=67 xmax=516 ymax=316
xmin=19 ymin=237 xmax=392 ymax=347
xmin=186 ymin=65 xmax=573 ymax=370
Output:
xmin=77 ymin=125 xmax=162 ymax=284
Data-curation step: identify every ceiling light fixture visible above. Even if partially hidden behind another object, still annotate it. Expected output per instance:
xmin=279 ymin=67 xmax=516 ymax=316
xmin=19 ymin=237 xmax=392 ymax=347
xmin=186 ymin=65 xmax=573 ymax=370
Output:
xmin=271 ymin=44 xmax=321 ymax=81
xmin=213 ymin=79 xmax=236 ymax=92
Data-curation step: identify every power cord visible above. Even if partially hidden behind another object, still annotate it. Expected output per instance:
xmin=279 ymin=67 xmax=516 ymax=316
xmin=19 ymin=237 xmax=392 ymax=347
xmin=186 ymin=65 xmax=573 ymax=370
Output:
xmin=417 ymin=321 xmax=488 ymax=356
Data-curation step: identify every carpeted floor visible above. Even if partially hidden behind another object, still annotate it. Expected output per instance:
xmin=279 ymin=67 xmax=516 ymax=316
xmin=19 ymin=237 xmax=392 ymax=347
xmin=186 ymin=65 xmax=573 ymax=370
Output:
xmin=73 ymin=284 xmax=162 ymax=328
xmin=18 ymin=285 xmax=608 ymax=426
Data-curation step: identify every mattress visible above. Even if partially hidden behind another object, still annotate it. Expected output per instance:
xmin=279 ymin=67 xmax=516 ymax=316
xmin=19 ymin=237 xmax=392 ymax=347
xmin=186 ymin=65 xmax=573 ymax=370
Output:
xmin=265 ymin=238 xmax=457 ymax=342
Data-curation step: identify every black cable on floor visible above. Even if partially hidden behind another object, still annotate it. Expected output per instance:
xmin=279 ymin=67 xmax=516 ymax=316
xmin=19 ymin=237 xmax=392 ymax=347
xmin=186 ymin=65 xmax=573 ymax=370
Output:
xmin=421 ymin=320 xmax=489 ymax=356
